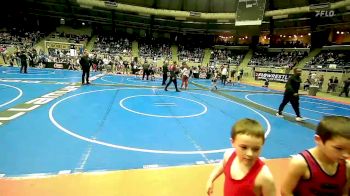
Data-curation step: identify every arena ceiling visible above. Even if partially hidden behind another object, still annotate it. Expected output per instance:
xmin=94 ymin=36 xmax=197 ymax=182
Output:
xmin=4 ymin=0 xmax=350 ymax=34
xmin=104 ymin=0 xmax=340 ymax=12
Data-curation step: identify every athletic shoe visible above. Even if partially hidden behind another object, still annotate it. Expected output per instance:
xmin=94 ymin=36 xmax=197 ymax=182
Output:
xmin=276 ymin=113 xmax=284 ymax=117
xmin=295 ymin=117 xmax=305 ymax=122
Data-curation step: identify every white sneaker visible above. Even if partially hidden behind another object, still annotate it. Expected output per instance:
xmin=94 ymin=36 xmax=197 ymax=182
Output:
xmin=276 ymin=113 xmax=284 ymax=117
xmin=295 ymin=117 xmax=305 ymax=122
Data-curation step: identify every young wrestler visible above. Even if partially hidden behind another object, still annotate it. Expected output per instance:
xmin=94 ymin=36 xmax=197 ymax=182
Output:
xmin=206 ymin=118 xmax=276 ymax=196
xmin=211 ymin=70 xmax=219 ymax=91
xmin=181 ymin=63 xmax=190 ymax=90
xmin=281 ymin=116 xmax=350 ymax=196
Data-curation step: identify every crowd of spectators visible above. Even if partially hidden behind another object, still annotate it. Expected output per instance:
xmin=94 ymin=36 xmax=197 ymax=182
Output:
xmin=214 ymin=39 xmax=250 ymax=46
xmin=249 ymin=48 xmax=307 ymax=68
xmin=178 ymin=45 xmax=204 ymax=63
xmin=46 ymin=48 xmax=73 ymax=64
xmin=211 ymin=49 xmax=246 ymax=65
xmin=271 ymin=40 xmax=310 ymax=48
xmin=305 ymin=50 xmax=350 ymax=69
xmin=49 ymin=32 xmax=89 ymax=44
xmin=45 ymin=32 xmax=90 ymax=68
xmin=0 ymin=30 xmax=45 ymax=49
xmin=139 ymin=41 xmax=171 ymax=60
xmin=0 ymin=29 xmax=48 ymax=67
xmin=92 ymin=35 xmax=131 ymax=56
xmin=2 ymin=27 xmax=350 ymax=88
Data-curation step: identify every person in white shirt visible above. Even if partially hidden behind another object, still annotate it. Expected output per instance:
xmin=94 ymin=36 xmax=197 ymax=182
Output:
xmin=211 ymin=70 xmax=219 ymax=91
xmin=310 ymin=72 xmax=317 ymax=85
xmin=221 ymin=65 xmax=228 ymax=85
xmin=181 ymin=63 xmax=191 ymax=90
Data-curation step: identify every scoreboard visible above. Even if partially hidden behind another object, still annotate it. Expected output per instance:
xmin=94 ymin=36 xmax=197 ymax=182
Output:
xmin=235 ymin=0 xmax=267 ymax=26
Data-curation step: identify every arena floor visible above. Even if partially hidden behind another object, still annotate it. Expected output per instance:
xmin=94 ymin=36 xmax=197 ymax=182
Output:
xmin=0 ymin=66 xmax=349 ymax=195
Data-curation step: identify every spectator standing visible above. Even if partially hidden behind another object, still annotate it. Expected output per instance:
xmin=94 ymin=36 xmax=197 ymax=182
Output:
xmin=327 ymin=76 xmax=334 ymax=93
xmin=339 ymin=78 xmax=350 ymax=97
xmin=239 ymin=68 xmax=244 ymax=80
xmin=80 ymin=50 xmax=91 ymax=85
xmin=333 ymin=77 xmax=339 ymax=92
xmin=318 ymin=75 xmax=324 ymax=90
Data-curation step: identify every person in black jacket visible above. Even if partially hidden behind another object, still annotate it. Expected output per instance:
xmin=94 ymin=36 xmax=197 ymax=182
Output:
xmin=164 ymin=61 xmax=180 ymax=92
xmin=80 ymin=51 xmax=91 ymax=85
xmin=162 ymin=60 xmax=169 ymax=85
xmin=276 ymin=68 xmax=305 ymax=121
xmin=19 ymin=51 xmax=28 ymax=74
xmin=142 ymin=60 xmax=150 ymax=80
xmin=339 ymin=78 xmax=350 ymax=97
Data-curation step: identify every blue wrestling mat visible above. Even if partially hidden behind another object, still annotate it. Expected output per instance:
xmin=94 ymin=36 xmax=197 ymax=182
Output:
xmin=0 ymin=66 xmax=347 ymax=177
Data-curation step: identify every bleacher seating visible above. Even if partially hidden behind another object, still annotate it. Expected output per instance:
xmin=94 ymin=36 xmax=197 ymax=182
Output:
xmin=49 ymin=32 xmax=89 ymax=44
xmin=178 ymin=44 xmax=204 ymax=63
xmin=139 ymin=39 xmax=171 ymax=59
xmin=211 ymin=49 xmax=246 ymax=66
xmin=305 ymin=50 xmax=350 ymax=69
xmin=249 ymin=48 xmax=307 ymax=68
xmin=92 ymin=35 xmax=131 ymax=55
xmin=0 ymin=30 xmax=46 ymax=49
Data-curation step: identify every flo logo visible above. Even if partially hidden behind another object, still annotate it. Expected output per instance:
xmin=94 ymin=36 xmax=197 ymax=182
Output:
xmin=315 ymin=10 xmax=335 ymax=17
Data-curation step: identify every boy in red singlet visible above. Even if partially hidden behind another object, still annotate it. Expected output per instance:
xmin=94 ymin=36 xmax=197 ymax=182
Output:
xmin=281 ymin=116 xmax=350 ymax=196
xmin=206 ymin=118 xmax=276 ymax=196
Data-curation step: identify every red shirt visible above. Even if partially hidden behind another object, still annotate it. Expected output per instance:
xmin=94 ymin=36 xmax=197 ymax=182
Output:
xmin=169 ymin=65 xmax=175 ymax=71
xmin=224 ymin=151 xmax=264 ymax=196
xmin=293 ymin=150 xmax=347 ymax=196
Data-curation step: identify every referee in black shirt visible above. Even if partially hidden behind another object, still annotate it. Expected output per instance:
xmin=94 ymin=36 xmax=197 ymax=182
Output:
xmin=80 ymin=50 xmax=91 ymax=85
xmin=162 ymin=60 xmax=169 ymax=85
xmin=276 ymin=68 xmax=305 ymax=122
